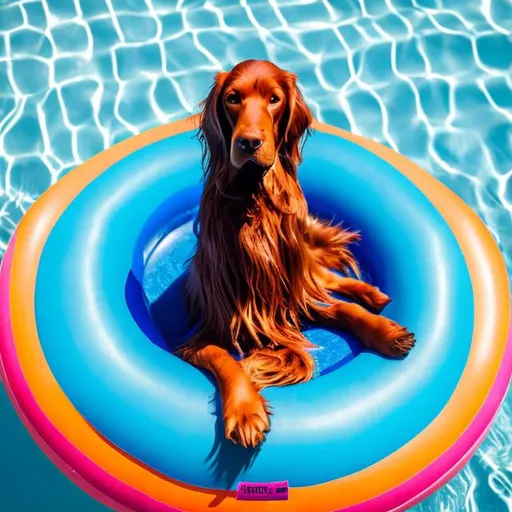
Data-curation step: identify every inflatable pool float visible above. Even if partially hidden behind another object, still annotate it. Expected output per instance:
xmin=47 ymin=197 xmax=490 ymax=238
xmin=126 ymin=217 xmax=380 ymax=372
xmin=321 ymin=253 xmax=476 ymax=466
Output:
xmin=0 ymin=115 xmax=510 ymax=512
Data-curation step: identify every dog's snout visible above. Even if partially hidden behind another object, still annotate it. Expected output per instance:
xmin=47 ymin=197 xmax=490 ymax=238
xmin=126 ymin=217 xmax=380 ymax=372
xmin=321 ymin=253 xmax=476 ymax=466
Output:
xmin=237 ymin=137 xmax=263 ymax=154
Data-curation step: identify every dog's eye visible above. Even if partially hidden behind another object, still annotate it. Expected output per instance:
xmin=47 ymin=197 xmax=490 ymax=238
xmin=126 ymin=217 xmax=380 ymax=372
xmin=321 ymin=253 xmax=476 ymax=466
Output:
xmin=226 ymin=92 xmax=241 ymax=105
xmin=269 ymin=94 xmax=280 ymax=104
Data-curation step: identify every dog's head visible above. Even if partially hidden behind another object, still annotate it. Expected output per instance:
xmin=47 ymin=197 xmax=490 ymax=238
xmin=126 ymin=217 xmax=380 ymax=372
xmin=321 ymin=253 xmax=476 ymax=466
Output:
xmin=198 ymin=60 xmax=313 ymax=180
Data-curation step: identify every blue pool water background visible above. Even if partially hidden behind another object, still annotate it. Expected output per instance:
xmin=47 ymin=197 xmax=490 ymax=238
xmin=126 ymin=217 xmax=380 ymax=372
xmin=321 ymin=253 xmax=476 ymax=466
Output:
xmin=0 ymin=0 xmax=510 ymax=510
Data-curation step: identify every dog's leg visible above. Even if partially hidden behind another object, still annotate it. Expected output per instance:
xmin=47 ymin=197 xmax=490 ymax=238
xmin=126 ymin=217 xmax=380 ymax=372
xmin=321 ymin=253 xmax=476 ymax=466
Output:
xmin=177 ymin=343 xmax=270 ymax=448
xmin=312 ymin=302 xmax=415 ymax=358
xmin=315 ymin=267 xmax=391 ymax=312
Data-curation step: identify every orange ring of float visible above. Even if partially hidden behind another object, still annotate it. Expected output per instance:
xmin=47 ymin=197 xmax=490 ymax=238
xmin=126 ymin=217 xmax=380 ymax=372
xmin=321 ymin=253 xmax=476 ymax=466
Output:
xmin=5 ymin=116 xmax=510 ymax=511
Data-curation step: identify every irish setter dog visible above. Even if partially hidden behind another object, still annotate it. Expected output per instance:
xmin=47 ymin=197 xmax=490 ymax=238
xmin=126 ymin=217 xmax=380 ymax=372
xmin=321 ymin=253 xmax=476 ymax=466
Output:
xmin=176 ymin=60 xmax=415 ymax=449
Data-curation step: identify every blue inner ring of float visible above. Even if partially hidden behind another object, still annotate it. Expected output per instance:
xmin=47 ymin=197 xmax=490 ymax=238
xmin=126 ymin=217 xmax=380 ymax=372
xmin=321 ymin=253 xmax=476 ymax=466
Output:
xmin=34 ymin=130 xmax=474 ymax=490
xmin=133 ymin=191 xmax=362 ymax=377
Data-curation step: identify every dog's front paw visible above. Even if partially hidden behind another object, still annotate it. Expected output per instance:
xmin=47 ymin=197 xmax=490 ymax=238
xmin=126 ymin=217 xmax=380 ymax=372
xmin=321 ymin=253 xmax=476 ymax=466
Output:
xmin=223 ymin=379 xmax=271 ymax=448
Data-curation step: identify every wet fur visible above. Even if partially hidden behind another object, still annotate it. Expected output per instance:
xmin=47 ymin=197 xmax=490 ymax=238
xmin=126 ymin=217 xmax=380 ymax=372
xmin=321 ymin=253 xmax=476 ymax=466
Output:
xmin=174 ymin=61 xmax=415 ymax=447
xmin=178 ymin=61 xmax=360 ymax=388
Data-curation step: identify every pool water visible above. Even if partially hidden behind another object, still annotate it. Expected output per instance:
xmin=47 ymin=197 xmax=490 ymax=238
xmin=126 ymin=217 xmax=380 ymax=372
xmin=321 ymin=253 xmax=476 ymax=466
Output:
xmin=0 ymin=0 xmax=511 ymax=510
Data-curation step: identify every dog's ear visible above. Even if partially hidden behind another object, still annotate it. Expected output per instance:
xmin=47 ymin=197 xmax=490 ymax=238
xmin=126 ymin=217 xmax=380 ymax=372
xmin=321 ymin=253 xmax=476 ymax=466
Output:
xmin=280 ymin=73 xmax=313 ymax=170
xmin=198 ymin=71 xmax=229 ymax=176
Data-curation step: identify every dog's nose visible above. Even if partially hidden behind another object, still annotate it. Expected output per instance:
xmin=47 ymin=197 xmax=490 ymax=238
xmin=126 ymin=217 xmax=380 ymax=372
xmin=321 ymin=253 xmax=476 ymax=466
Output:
xmin=237 ymin=137 xmax=263 ymax=154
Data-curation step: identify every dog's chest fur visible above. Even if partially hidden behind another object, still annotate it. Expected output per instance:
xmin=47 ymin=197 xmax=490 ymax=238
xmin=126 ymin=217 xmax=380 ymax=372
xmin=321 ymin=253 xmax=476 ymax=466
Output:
xmin=184 ymin=158 xmax=347 ymax=355
xmin=237 ymin=198 xmax=305 ymax=292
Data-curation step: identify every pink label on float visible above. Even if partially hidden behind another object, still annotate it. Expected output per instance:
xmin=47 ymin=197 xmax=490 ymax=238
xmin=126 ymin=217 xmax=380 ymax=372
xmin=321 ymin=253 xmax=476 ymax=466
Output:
xmin=236 ymin=481 xmax=289 ymax=501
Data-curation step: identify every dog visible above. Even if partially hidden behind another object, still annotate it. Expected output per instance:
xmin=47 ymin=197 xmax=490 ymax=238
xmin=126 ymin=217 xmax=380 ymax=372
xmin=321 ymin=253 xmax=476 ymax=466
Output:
xmin=176 ymin=60 xmax=415 ymax=449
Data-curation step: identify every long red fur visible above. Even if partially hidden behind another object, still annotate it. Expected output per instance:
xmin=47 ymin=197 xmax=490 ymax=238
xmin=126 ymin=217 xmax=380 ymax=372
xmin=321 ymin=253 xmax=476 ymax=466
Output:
xmin=178 ymin=61 xmax=359 ymax=389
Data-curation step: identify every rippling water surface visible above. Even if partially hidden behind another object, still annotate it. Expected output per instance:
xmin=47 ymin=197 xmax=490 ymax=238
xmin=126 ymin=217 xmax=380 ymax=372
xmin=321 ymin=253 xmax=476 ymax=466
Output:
xmin=0 ymin=0 xmax=511 ymax=510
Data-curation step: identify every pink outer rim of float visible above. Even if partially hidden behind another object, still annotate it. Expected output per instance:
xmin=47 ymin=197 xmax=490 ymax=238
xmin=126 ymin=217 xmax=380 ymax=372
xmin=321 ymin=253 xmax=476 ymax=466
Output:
xmin=2 ymin=228 xmax=512 ymax=512
xmin=0 ymin=236 xmax=511 ymax=512
xmin=0 ymin=235 xmax=178 ymax=512
xmin=340 ymin=315 xmax=512 ymax=512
